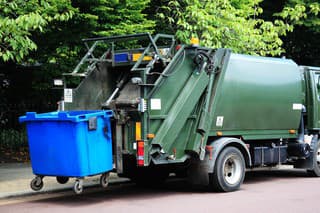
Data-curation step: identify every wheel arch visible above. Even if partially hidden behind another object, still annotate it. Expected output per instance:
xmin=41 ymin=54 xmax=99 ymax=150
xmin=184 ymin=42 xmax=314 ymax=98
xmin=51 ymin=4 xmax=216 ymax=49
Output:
xmin=206 ymin=137 xmax=252 ymax=173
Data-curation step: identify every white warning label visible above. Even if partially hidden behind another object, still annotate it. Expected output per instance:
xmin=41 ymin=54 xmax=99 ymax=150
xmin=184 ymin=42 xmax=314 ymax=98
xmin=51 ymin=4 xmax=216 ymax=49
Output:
xmin=216 ymin=116 xmax=224 ymax=127
xmin=150 ymin=99 xmax=161 ymax=110
xmin=64 ymin=89 xmax=73 ymax=103
xmin=292 ymin=103 xmax=303 ymax=110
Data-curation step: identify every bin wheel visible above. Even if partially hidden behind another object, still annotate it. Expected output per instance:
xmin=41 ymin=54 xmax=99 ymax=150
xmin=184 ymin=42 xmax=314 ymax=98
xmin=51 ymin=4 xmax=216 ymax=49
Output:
xmin=100 ymin=173 xmax=110 ymax=188
xmin=56 ymin=176 xmax=69 ymax=184
xmin=73 ymin=179 xmax=83 ymax=194
xmin=30 ymin=176 xmax=44 ymax=191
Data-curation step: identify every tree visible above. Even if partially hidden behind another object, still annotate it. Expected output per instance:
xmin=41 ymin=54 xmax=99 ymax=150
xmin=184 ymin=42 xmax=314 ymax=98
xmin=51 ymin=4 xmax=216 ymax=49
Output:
xmin=29 ymin=0 xmax=155 ymax=75
xmin=274 ymin=0 xmax=320 ymax=66
xmin=276 ymin=0 xmax=320 ymax=32
xmin=157 ymin=0 xmax=294 ymax=56
xmin=13 ymin=0 xmax=156 ymax=93
xmin=0 ymin=0 xmax=75 ymax=62
xmin=90 ymin=0 xmax=155 ymax=36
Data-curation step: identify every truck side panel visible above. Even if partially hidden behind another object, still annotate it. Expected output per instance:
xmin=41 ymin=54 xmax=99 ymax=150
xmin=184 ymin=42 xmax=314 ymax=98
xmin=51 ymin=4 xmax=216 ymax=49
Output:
xmin=303 ymin=67 xmax=320 ymax=130
xmin=210 ymin=54 xmax=304 ymax=139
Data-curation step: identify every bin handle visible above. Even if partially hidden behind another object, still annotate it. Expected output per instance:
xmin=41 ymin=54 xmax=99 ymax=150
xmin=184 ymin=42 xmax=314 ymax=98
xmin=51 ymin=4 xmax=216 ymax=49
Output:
xmin=104 ymin=110 xmax=113 ymax=118
xmin=79 ymin=115 xmax=86 ymax=119
xmin=103 ymin=122 xmax=112 ymax=141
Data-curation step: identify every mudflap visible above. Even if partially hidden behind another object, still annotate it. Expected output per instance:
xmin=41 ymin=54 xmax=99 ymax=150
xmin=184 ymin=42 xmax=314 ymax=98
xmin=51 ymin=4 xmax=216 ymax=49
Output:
xmin=293 ymin=135 xmax=318 ymax=169
xmin=187 ymin=158 xmax=210 ymax=186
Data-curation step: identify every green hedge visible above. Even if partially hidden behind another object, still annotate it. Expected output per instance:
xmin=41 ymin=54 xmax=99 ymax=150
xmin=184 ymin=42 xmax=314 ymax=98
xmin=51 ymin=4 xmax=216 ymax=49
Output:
xmin=0 ymin=129 xmax=27 ymax=150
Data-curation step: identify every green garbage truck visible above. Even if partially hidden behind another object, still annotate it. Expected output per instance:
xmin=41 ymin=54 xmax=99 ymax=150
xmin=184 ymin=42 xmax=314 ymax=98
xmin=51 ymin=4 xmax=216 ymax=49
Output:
xmin=58 ymin=33 xmax=320 ymax=192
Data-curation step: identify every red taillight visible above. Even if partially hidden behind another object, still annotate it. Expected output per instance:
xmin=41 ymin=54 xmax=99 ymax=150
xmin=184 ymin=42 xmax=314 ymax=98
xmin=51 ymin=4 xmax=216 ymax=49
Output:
xmin=137 ymin=140 xmax=144 ymax=166
xmin=206 ymin=145 xmax=213 ymax=160
xmin=175 ymin=45 xmax=182 ymax=51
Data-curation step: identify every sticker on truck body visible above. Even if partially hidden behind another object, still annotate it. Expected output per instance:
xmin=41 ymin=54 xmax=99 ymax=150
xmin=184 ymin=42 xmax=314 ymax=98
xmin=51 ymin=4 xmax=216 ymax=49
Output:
xmin=64 ymin=89 xmax=73 ymax=103
xmin=150 ymin=99 xmax=161 ymax=110
xmin=216 ymin=116 xmax=224 ymax=127
xmin=292 ymin=103 xmax=303 ymax=110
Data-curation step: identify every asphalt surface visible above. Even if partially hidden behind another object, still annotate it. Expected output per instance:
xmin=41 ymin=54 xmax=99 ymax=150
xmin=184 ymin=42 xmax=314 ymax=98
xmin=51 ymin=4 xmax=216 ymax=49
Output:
xmin=0 ymin=163 xmax=129 ymax=199
xmin=0 ymin=169 xmax=319 ymax=213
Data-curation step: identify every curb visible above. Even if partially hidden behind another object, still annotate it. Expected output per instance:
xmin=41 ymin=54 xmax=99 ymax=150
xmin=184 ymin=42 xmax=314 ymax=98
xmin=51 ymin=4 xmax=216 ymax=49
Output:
xmin=0 ymin=178 xmax=131 ymax=200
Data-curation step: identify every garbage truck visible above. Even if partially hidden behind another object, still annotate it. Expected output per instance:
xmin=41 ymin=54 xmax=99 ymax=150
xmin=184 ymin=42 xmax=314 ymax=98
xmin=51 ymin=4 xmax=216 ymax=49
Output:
xmin=36 ymin=33 xmax=320 ymax=192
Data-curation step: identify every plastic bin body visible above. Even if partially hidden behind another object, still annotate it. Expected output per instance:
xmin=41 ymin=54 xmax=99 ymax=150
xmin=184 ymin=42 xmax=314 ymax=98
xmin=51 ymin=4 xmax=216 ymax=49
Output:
xmin=19 ymin=110 xmax=113 ymax=177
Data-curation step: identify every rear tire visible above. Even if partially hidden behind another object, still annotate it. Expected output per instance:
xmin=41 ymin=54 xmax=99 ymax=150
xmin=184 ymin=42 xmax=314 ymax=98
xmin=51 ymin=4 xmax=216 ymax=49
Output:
xmin=210 ymin=146 xmax=245 ymax=192
xmin=307 ymin=141 xmax=320 ymax=177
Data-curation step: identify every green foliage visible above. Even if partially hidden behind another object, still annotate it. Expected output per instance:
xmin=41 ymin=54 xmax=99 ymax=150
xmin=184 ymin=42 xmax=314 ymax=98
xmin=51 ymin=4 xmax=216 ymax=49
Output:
xmin=80 ymin=0 xmax=155 ymax=36
xmin=31 ymin=0 xmax=155 ymax=71
xmin=0 ymin=129 xmax=27 ymax=150
xmin=158 ymin=0 xmax=294 ymax=56
xmin=30 ymin=11 xmax=97 ymax=76
xmin=1 ymin=0 xmax=318 ymax=66
xmin=277 ymin=0 xmax=320 ymax=32
xmin=0 ymin=0 xmax=75 ymax=62
xmin=276 ymin=0 xmax=320 ymax=66
xmin=282 ymin=26 xmax=320 ymax=66
xmin=16 ymin=0 xmax=156 ymax=92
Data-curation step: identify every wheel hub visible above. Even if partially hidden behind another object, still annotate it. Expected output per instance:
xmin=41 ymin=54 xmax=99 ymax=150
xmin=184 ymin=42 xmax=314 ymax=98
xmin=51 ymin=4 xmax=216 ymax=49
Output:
xmin=223 ymin=154 xmax=242 ymax=185
xmin=316 ymin=147 xmax=320 ymax=166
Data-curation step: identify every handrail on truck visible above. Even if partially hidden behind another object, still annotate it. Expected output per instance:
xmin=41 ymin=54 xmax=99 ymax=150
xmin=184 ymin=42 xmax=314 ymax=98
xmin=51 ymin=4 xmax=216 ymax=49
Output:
xmin=63 ymin=33 xmax=175 ymax=77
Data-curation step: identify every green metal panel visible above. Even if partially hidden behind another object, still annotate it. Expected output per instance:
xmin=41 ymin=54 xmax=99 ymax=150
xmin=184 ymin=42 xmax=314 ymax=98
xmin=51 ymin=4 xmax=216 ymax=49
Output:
xmin=146 ymin=48 xmax=197 ymax=160
xmin=147 ymin=49 xmax=196 ymax=117
xmin=150 ymin=70 xmax=209 ymax=154
xmin=210 ymin=53 xmax=304 ymax=138
xmin=192 ymin=49 xmax=230 ymax=159
xmin=303 ymin=66 xmax=320 ymax=129
xmin=147 ymin=47 xmax=210 ymax=158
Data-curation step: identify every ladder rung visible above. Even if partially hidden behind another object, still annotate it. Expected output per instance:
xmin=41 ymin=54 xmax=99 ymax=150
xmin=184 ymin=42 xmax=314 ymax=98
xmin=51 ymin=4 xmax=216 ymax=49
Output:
xmin=139 ymin=84 xmax=155 ymax=87
xmin=63 ymin=73 xmax=87 ymax=77
xmin=132 ymin=68 xmax=147 ymax=71
xmin=86 ymin=58 xmax=110 ymax=62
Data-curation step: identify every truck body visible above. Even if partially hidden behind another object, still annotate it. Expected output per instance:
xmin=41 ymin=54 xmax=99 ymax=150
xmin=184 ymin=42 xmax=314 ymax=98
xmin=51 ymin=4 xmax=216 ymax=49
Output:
xmin=60 ymin=33 xmax=320 ymax=191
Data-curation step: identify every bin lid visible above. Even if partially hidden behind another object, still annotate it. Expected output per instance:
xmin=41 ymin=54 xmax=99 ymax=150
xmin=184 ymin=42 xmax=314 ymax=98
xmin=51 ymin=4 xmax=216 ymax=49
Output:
xmin=19 ymin=110 xmax=113 ymax=123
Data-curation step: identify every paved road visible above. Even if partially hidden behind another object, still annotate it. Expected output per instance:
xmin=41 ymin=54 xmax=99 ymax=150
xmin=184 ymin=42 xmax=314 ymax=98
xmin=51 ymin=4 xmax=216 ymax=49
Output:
xmin=0 ymin=170 xmax=319 ymax=213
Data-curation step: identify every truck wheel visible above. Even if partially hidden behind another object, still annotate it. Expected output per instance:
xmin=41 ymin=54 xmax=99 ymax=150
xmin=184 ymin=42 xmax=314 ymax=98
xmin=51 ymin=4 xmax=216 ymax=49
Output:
xmin=307 ymin=141 xmax=320 ymax=177
xmin=210 ymin=146 xmax=245 ymax=192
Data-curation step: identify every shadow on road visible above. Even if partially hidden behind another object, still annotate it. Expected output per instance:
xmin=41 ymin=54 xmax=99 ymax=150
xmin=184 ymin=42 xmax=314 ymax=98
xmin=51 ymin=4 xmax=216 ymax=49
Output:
xmin=23 ymin=169 xmax=316 ymax=207
xmin=28 ymin=183 xmax=192 ymax=207
xmin=244 ymin=169 xmax=311 ymax=184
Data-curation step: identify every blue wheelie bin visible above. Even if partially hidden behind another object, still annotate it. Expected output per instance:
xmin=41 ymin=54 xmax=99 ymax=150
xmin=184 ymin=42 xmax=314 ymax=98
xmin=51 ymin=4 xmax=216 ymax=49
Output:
xmin=19 ymin=110 xmax=113 ymax=194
